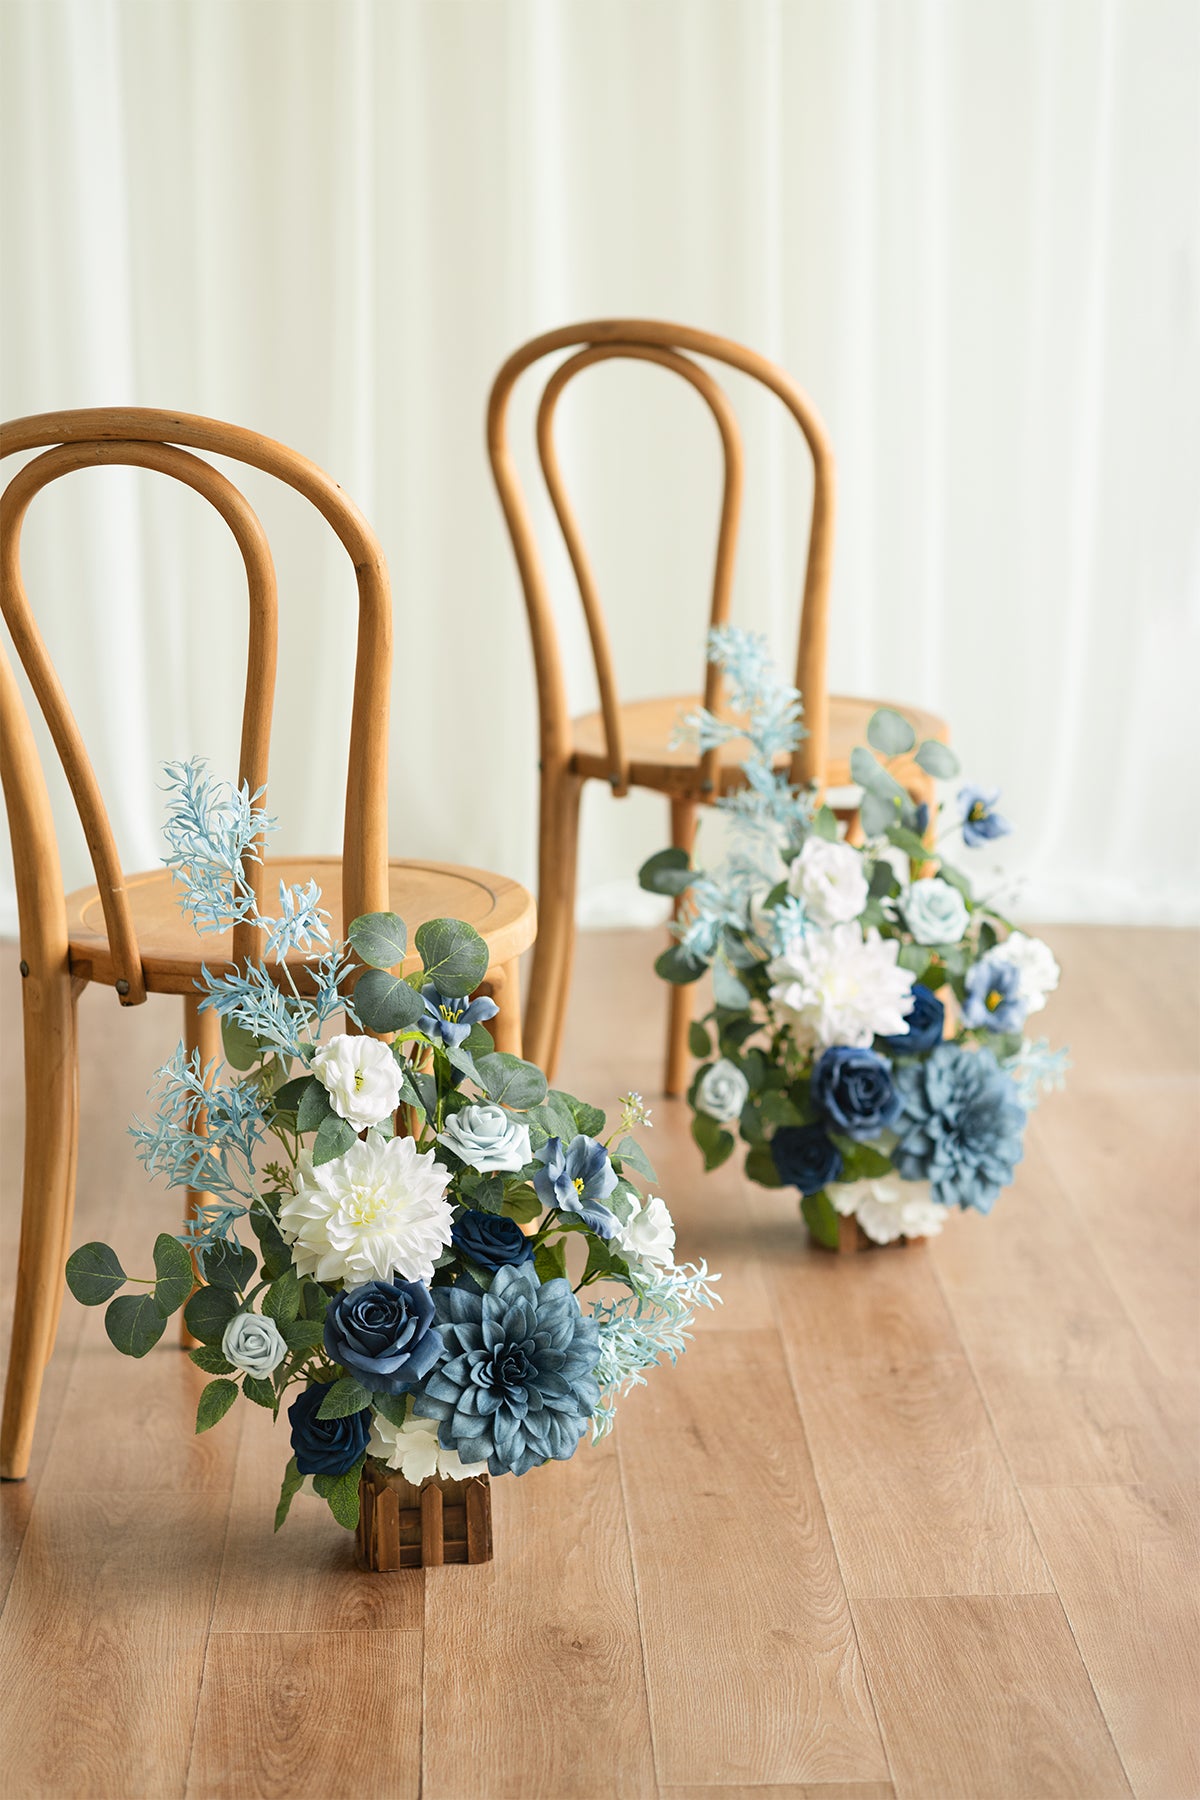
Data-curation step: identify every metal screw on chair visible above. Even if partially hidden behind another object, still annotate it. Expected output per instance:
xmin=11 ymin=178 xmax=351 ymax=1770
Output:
xmin=18 ymin=960 xmax=29 ymax=977
xmin=115 ymin=978 xmax=130 ymax=996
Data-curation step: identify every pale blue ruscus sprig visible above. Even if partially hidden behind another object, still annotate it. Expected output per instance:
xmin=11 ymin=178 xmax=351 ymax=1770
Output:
xmin=130 ymin=1044 xmax=268 ymax=1204
xmin=588 ymin=1260 xmax=721 ymax=1439
xmin=1003 ymin=1038 xmax=1071 ymax=1109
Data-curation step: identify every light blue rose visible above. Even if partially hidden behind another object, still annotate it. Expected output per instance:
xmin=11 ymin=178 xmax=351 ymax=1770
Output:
xmin=437 ymin=1102 xmax=531 ymax=1173
xmin=903 ymin=877 xmax=970 ymax=946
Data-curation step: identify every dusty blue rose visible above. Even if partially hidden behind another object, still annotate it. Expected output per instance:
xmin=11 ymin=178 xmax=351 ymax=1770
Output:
xmin=771 ymin=1124 xmax=844 ymax=1195
xmin=812 ymin=1046 xmax=901 ymax=1141
xmin=323 ymin=1277 xmax=443 ymax=1394
xmin=288 ymin=1382 xmax=371 ymax=1475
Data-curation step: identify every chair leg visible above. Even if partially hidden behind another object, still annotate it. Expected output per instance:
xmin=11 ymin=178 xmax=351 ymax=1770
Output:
xmin=664 ymin=797 xmax=699 ymax=1098
xmin=524 ymin=766 xmax=582 ymax=1081
xmin=181 ymin=995 xmax=222 ymax=1349
xmin=485 ymin=959 xmax=523 ymax=1057
xmin=1 ymin=964 xmax=81 ymax=1481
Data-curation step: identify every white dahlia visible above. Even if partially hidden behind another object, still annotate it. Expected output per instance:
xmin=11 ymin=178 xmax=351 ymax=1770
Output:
xmin=827 ymin=1173 xmax=949 ymax=1244
xmin=369 ymin=1410 xmax=487 ymax=1484
xmin=767 ymin=922 xmax=915 ymax=1049
xmin=278 ymin=1131 xmax=453 ymax=1286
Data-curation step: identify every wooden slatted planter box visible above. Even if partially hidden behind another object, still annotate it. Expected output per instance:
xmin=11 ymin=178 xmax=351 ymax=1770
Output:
xmin=356 ymin=1461 xmax=493 ymax=1570
xmin=832 ymin=1217 xmax=916 ymax=1254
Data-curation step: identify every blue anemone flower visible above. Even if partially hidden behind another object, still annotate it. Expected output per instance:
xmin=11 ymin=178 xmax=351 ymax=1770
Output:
xmin=532 ymin=1134 xmax=619 ymax=1238
xmin=962 ymin=953 xmax=1027 ymax=1033
xmin=958 ymin=786 xmax=1011 ymax=848
xmin=418 ymin=984 xmax=499 ymax=1049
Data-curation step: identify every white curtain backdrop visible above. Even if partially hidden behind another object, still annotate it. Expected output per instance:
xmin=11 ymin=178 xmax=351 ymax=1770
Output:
xmin=1 ymin=0 xmax=1197 ymax=933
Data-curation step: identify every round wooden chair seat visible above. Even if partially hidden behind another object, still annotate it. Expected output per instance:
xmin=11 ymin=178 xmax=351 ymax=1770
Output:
xmin=570 ymin=692 xmax=951 ymax=797
xmin=65 ymin=856 xmax=537 ymax=996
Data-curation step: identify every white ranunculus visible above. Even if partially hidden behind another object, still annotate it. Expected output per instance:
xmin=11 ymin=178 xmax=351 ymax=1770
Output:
xmin=616 ymin=1194 xmax=676 ymax=1270
xmin=369 ymin=1410 xmax=487 ymax=1484
xmin=998 ymin=932 xmax=1060 ymax=1015
xmin=310 ymin=1033 xmax=405 ymax=1130
xmin=696 ymin=1058 xmax=750 ymax=1124
xmin=767 ymin=922 xmax=915 ymax=1049
xmin=827 ymin=1174 xmax=949 ymax=1244
xmin=279 ymin=1131 xmax=453 ymax=1286
xmin=221 ymin=1310 xmax=288 ymax=1378
xmin=902 ymin=877 xmax=970 ymax=946
xmin=437 ymin=1102 xmax=532 ymax=1173
xmin=787 ymin=836 xmax=869 ymax=926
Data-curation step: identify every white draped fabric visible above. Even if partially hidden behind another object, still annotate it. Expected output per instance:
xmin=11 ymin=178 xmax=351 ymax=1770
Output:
xmin=1 ymin=0 xmax=1197 ymax=932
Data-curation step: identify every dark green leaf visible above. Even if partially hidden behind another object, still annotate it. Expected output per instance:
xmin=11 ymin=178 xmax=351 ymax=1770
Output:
xmin=745 ymin=1142 xmax=783 ymax=1188
xmin=613 ymin=1134 xmax=657 ymax=1183
xmin=195 ymin=1377 xmax=239 ymax=1433
xmin=801 ymin=1190 xmax=841 ymax=1250
xmin=810 ymin=806 xmax=840 ymax=842
xmin=313 ymin=1113 xmax=357 ymax=1167
xmin=183 ymin=1281 xmax=241 ymax=1345
xmin=580 ymin=1235 xmax=632 ymax=1288
xmin=202 ymin=1237 xmax=256 ymax=1293
xmin=476 ymin=1051 xmax=548 ymax=1110
xmin=868 ymin=860 xmax=899 ymax=901
xmin=313 ymin=1459 xmax=365 ymax=1531
xmin=915 ymin=738 xmax=960 ymax=779
xmin=249 ymin=1205 xmax=293 ymax=1280
xmin=65 ymin=1241 xmax=126 ymax=1307
xmin=445 ymin=1042 xmax=484 ymax=1088
xmin=688 ymin=1020 xmax=712 ymax=1059
xmin=189 ymin=1344 xmax=235 ymax=1374
xmin=316 ymin=1376 xmax=372 ymax=1419
xmin=347 ymin=910 xmax=408 ymax=970
xmin=831 ymin=1136 xmax=894 ymax=1181
xmin=280 ymin=1316 xmax=326 ymax=1352
xmin=867 ymin=707 xmax=917 ymax=757
xmin=691 ymin=1112 xmax=735 ymax=1172
xmin=262 ymin=1267 xmax=302 ymax=1326
xmin=296 ymin=1078 xmax=333 ymax=1133
xmin=151 ymin=1233 xmax=194 ymax=1318
xmin=459 ymin=1170 xmax=506 ymax=1215
xmin=501 ymin=1184 xmax=542 ymax=1225
xmin=271 ymin=1073 xmax=313 ymax=1118
xmin=300 ymin=1281 xmax=331 ymax=1322
xmin=638 ymin=846 xmax=693 ymax=895
xmin=462 ymin=1020 xmax=495 ymax=1059
xmin=414 ymin=918 xmax=490 ymax=998
xmin=354 ymin=968 xmax=426 ymax=1034
xmin=655 ymin=944 xmax=707 ymax=985
xmin=533 ymin=1240 xmax=568 ymax=1284
xmin=274 ymin=1455 xmax=304 ymax=1531
xmin=371 ymin=1391 xmax=410 ymax=1429
xmin=242 ymin=1374 xmax=277 ymax=1409
xmin=104 ymin=1292 xmax=167 ymax=1357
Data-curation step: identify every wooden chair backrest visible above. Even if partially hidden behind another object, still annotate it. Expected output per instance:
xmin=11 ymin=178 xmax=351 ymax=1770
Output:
xmin=0 ymin=408 xmax=392 ymax=1004
xmin=487 ymin=319 xmax=836 ymax=796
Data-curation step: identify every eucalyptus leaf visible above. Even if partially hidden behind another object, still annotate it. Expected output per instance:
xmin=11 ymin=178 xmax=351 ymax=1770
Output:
xmin=867 ymin=707 xmax=917 ymax=757
xmin=202 ymin=1237 xmax=256 ymax=1293
xmin=195 ymin=1377 xmax=239 ymax=1434
xmin=445 ymin=1042 xmax=485 ymax=1089
xmin=313 ymin=1113 xmax=357 ymax=1168
xmin=613 ymin=1134 xmax=657 ymax=1183
xmin=65 ymin=1241 xmax=126 ymax=1307
xmin=353 ymin=968 xmax=426 ymax=1034
xmin=859 ymin=790 xmax=900 ymax=838
xmin=221 ymin=1017 xmax=265 ymax=1071
xmin=476 ymin=1051 xmax=548 ymax=1110
xmin=104 ymin=1292 xmax=167 ymax=1358
xmin=712 ymin=960 xmax=750 ymax=1010
xmin=347 ymin=910 xmax=408 ymax=970
xmin=296 ymin=1078 xmax=333 ymax=1134
xmin=152 ymin=1232 xmax=194 ymax=1317
xmin=183 ymin=1281 xmax=241 ymax=1346
xmin=914 ymin=738 xmax=960 ymax=779
xmin=810 ymin=805 xmax=840 ymax=842
xmin=414 ymin=917 xmax=489 ymax=998
xmin=637 ymin=846 xmax=693 ymax=896
xmin=655 ymin=944 xmax=707 ymax=986
xmin=850 ymin=745 xmax=908 ymax=802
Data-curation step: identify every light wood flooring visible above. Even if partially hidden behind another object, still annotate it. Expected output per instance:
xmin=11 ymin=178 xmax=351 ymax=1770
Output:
xmin=1 ymin=925 xmax=1197 ymax=1799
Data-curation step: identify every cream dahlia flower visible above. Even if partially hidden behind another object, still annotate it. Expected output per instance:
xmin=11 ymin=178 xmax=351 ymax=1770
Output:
xmin=767 ymin=922 xmax=915 ymax=1049
xmin=279 ymin=1132 xmax=453 ymax=1286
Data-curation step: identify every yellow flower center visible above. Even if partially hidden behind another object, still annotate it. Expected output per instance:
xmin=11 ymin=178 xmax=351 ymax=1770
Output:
xmin=986 ymin=988 xmax=1003 ymax=1011
xmin=439 ymin=1003 xmax=462 ymax=1022
xmin=353 ymin=1070 xmax=366 ymax=1091
xmin=572 ymin=1176 xmax=586 ymax=1195
xmin=970 ymin=802 xmax=987 ymax=822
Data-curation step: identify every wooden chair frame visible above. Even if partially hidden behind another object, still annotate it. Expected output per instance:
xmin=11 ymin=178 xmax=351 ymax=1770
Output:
xmin=487 ymin=319 xmax=836 ymax=1085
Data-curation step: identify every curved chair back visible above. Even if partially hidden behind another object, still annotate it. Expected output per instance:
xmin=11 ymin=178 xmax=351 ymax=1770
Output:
xmin=0 ymin=408 xmax=392 ymax=1003
xmin=487 ymin=319 xmax=836 ymax=796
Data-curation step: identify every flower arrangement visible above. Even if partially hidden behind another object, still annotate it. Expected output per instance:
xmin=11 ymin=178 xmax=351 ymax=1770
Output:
xmin=65 ymin=762 xmax=718 ymax=1542
xmin=641 ymin=629 xmax=1067 ymax=1249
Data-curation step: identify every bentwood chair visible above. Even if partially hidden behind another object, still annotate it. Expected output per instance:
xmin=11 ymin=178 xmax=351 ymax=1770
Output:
xmin=488 ymin=319 xmax=949 ymax=1092
xmin=0 ymin=408 xmax=536 ymax=1481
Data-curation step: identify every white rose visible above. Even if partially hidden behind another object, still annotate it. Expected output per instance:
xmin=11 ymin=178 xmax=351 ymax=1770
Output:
xmin=222 ymin=1310 xmax=288 ymax=1378
xmin=437 ymin=1102 xmax=532 ymax=1173
xmin=311 ymin=1033 xmax=404 ymax=1130
xmin=788 ymin=836 xmax=869 ymax=926
xmin=902 ymin=877 xmax=970 ymax=946
xmin=998 ymin=932 xmax=1060 ymax=1015
xmin=827 ymin=1174 xmax=949 ymax=1244
xmin=616 ymin=1194 xmax=676 ymax=1270
xmin=279 ymin=1131 xmax=453 ymax=1286
xmin=368 ymin=1410 xmax=487 ymax=1484
xmin=696 ymin=1058 xmax=749 ymax=1124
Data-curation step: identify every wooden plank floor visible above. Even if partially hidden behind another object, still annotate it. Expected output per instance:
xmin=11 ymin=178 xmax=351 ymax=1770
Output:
xmin=1 ymin=924 xmax=1197 ymax=1799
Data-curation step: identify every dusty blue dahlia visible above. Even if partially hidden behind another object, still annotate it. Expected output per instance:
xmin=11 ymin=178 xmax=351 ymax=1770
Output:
xmin=892 ymin=1042 xmax=1026 ymax=1213
xmin=411 ymin=1263 xmax=601 ymax=1477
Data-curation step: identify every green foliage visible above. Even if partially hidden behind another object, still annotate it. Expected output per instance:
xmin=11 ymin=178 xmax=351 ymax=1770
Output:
xmin=274 ymin=1455 xmax=305 ymax=1531
xmin=580 ymin=1235 xmax=631 ymax=1287
xmin=801 ymin=1190 xmax=840 ymax=1250
xmin=202 ymin=1237 xmax=256 ymax=1292
xmin=712 ymin=960 xmax=750 ymax=1010
xmin=810 ymin=805 xmax=840 ymax=842
xmin=242 ymin=1375 xmax=277 ymax=1409
xmin=655 ymin=944 xmax=706 ymax=985
xmin=476 ymin=1051 xmax=547 ymax=1109
xmin=745 ymin=1142 xmax=783 ymax=1188
xmin=104 ymin=1292 xmax=167 ymax=1357
xmin=937 ymin=861 xmax=973 ymax=900
xmin=530 ymin=1089 xmax=605 ymax=1145
xmin=688 ymin=1020 xmax=712 ymax=1059
xmin=221 ymin=1017 xmax=266 ymax=1070
xmin=860 ymin=790 xmax=900 ymax=838
xmin=458 ymin=1170 xmax=506 ymax=1215
xmin=300 ymin=1281 xmax=331 ymax=1322
xmin=151 ymin=1233 xmax=194 ymax=1317
xmin=262 ymin=1267 xmax=302 ymax=1325
xmin=313 ymin=1112 xmax=357 ymax=1168
xmin=501 ymin=1183 xmax=542 ymax=1225
xmin=296 ymin=1078 xmax=333 ymax=1133
xmin=313 ymin=1459 xmax=365 ymax=1530
xmin=353 ymin=968 xmax=425 ymax=1034
xmin=830 ymin=1136 xmax=894 ymax=1181
xmin=414 ymin=917 xmax=489 ymax=997
xmin=65 ymin=1242 xmax=126 ymax=1307
xmin=183 ymin=1281 xmax=241 ymax=1345
xmin=533 ymin=1239 xmax=568 ymax=1284
xmin=867 ymin=707 xmax=917 ymax=756
xmin=886 ymin=824 xmax=931 ymax=860
xmin=195 ymin=1377 xmax=239 ymax=1433
xmin=280 ymin=1316 xmax=325 ymax=1353
xmin=462 ymin=1020 xmax=495 ymax=1059
xmin=347 ymin=910 xmax=408 ymax=969
xmin=189 ymin=1344 xmax=235 ymax=1375
xmin=316 ymin=1376 xmax=372 ymax=1419
xmin=850 ymin=744 xmax=908 ymax=804
xmin=915 ymin=738 xmax=960 ymax=778
xmin=371 ymin=1391 xmax=409 ymax=1429
xmin=613 ymin=1134 xmax=657 ymax=1183
xmin=271 ymin=1073 xmax=312 ymax=1118
xmin=638 ymin=846 xmax=693 ymax=895
xmin=249 ymin=1205 xmax=293 ymax=1280
xmin=692 ymin=1112 xmax=734 ymax=1171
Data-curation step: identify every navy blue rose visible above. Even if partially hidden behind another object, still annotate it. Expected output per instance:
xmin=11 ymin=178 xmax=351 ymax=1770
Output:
xmin=288 ymin=1382 xmax=371 ymax=1476
xmin=452 ymin=1209 xmax=535 ymax=1272
xmin=878 ymin=983 xmax=945 ymax=1055
xmin=323 ymin=1277 xmax=443 ymax=1394
xmin=771 ymin=1124 xmax=844 ymax=1195
xmin=813 ymin=1046 xmax=902 ymax=1141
